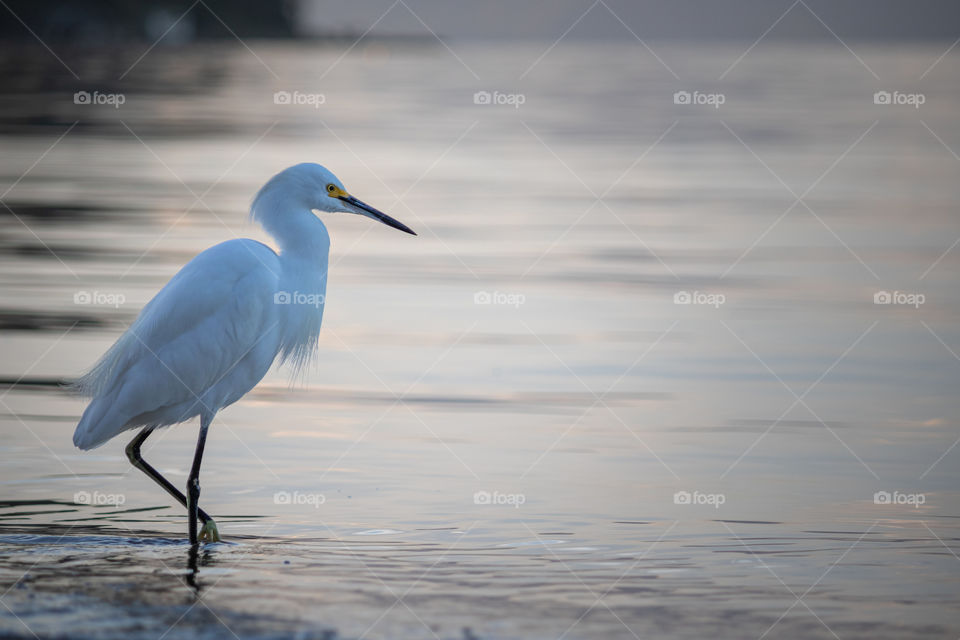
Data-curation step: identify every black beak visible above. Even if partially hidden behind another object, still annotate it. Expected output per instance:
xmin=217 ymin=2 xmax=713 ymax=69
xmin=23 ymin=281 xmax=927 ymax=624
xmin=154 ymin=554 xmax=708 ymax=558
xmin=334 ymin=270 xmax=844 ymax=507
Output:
xmin=340 ymin=195 xmax=417 ymax=236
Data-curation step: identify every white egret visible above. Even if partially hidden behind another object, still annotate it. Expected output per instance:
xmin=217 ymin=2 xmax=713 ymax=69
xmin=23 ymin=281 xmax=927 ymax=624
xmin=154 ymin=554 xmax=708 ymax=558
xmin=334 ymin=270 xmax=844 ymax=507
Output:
xmin=72 ymin=163 xmax=415 ymax=544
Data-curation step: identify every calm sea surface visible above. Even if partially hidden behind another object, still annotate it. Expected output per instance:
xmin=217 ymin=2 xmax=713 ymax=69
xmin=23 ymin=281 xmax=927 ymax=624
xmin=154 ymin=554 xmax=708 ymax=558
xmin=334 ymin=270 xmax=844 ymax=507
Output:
xmin=0 ymin=40 xmax=958 ymax=639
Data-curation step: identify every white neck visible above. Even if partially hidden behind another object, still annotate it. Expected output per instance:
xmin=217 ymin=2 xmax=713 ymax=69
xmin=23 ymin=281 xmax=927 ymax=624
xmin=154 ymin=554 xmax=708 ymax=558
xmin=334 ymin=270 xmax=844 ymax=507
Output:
xmin=253 ymin=189 xmax=331 ymax=373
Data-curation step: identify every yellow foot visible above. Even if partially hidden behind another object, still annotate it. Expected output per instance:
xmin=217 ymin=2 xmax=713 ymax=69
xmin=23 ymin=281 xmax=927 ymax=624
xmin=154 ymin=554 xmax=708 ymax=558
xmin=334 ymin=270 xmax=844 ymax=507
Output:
xmin=198 ymin=519 xmax=221 ymax=543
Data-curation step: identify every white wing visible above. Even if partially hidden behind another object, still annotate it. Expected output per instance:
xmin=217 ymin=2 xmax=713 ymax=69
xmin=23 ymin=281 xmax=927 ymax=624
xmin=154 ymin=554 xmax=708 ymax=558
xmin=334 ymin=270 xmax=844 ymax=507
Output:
xmin=73 ymin=239 xmax=282 ymax=449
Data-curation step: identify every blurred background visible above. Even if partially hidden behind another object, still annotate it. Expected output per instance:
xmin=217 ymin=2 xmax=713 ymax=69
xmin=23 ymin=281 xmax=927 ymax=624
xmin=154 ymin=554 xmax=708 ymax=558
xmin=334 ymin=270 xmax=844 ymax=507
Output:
xmin=0 ymin=1 xmax=958 ymax=639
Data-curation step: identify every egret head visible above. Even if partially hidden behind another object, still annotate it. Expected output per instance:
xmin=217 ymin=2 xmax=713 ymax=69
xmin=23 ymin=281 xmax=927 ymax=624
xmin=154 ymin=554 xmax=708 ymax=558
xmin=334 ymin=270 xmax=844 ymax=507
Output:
xmin=252 ymin=163 xmax=416 ymax=236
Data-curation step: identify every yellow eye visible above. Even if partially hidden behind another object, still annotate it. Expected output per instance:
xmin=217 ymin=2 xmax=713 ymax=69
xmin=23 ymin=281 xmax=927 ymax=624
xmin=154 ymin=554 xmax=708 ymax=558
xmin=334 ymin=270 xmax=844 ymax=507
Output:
xmin=326 ymin=184 xmax=336 ymax=194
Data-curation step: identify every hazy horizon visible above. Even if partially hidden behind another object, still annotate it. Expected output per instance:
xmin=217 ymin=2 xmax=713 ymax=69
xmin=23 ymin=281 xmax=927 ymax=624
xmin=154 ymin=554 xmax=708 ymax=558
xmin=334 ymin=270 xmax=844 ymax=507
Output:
xmin=297 ymin=0 xmax=960 ymax=40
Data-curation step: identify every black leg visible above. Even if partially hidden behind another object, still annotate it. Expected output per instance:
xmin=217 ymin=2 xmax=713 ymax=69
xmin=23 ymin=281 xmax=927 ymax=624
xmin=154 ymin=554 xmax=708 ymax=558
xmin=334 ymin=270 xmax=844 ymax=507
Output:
xmin=187 ymin=414 xmax=213 ymax=545
xmin=125 ymin=427 xmax=213 ymax=524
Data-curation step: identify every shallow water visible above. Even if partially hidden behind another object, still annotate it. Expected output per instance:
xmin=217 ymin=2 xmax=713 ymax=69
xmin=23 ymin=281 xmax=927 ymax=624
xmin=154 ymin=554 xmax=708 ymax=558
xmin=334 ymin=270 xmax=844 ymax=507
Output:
xmin=0 ymin=38 xmax=959 ymax=638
